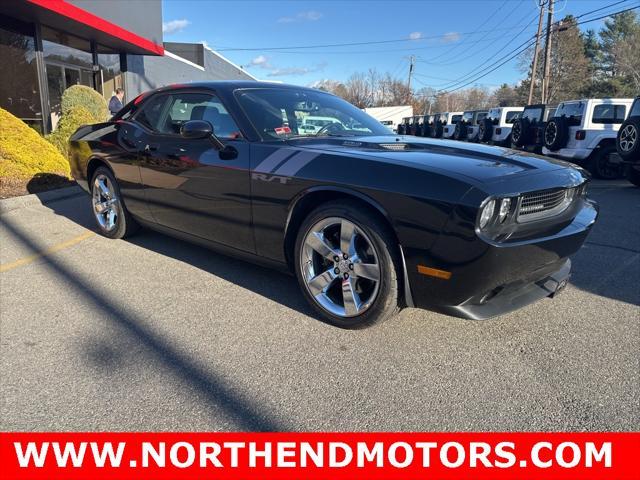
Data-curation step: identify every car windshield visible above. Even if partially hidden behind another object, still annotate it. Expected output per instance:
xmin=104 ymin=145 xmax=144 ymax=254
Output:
xmin=236 ymin=87 xmax=391 ymax=140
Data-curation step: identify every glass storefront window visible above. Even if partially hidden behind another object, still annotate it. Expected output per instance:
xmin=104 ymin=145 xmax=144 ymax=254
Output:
xmin=42 ymin=26 xmax=94 ymax=128
xmin=0 ymin=23 xmax=42 ymax=132
xmin=97 ymin=45 xmax=124 ymax=102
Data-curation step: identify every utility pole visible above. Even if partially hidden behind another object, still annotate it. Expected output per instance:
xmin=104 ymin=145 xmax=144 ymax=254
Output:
xmin=541 ymin=0 xmax=554 ymax=104
xmin=406 ymin=55 xmax=415 ymax=103
xmin=528 ymin=0 xmax=547 ymax=105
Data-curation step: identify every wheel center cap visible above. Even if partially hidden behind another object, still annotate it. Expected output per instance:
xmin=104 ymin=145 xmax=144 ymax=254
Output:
xmin=337 ymin=259 xmax=350 ymax=272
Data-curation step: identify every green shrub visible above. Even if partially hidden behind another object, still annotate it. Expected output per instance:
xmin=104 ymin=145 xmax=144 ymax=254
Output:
xmin=61 ymin=84 xmax=108 ymax=122
xmin=47 ymin=106 xmax=96 ymax=159
xmin=0 ymin=108 xmax=70 ymax=179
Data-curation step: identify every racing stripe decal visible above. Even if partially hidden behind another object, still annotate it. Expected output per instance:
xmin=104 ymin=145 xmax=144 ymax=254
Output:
xmin=254 ymin=148 xmax=298 ymax=174
xmin=273 ymin=151 xmax=320 ymax=176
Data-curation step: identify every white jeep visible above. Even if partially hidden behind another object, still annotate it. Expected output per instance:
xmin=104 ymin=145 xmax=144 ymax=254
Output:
xmin=440 ymin=112 xmax=464 ymax=139
xmin=542 ymin=98 xmax=634 ymax=179
xmin=478 ymin=106 xmax=523 ymax=146
xmin=462 ymin=110 xmax=488 ymax=142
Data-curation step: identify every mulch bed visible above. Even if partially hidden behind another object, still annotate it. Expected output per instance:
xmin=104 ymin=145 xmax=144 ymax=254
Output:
xmin=0 ymin=175 xmax=77 ymax=200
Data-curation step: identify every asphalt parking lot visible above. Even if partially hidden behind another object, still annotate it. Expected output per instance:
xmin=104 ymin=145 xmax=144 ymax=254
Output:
xmin=1 ymin=180 xmax=638 ymax=432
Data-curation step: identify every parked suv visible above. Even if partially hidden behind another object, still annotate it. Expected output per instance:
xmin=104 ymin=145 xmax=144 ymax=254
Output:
xmin=397 ymin=117 xmax=410 ymax=135
xmin=466 ymin=111 xmax=489 ymax=142
xmin=511 ymin=104 xmax=556 ymax=153
xmin=430 ymin=113 xmax=445 ymax=138
xmin=441 ymin=111 xmax=464 ymax=139
xmin=455 ymin=110 xmax=487 ymax=141
xmin=616 ymin=96 xmax=640 ymax=186
xmin=422 ymin=114 xmax=435 ymax=137
xmin=543 ymin=98 xmax=633 ymax=179
xmin=412 ymin=115 xmax=425 ymax=136
xmin=478 ymin=106 xmax=524 ymax=146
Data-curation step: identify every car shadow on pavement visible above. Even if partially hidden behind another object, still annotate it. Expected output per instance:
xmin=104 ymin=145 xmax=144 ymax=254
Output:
xmin=1 ymin=214 xmax=289 ymax=431
xmin=38 ymin=191 xmax=321 ymax=318
xmin=568 ymin=182 xmax=640 ymax=307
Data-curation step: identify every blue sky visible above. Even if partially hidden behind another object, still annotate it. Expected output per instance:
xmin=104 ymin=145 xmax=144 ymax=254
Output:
xmin=161 ymin=0 xmax=636 ymax=90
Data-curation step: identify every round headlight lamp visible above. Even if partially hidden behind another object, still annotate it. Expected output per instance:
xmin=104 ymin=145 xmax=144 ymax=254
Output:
xmin=498 ymin=198 xmax=511 ymax=223
xmin=479 ymin=199 xmax=496 ymax=229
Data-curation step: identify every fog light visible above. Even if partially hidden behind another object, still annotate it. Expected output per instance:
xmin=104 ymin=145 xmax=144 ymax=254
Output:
xmin=479 ymin=199 xmax=496 ymax=229
xmin=498 ymin=198 xmax=511 ymax=223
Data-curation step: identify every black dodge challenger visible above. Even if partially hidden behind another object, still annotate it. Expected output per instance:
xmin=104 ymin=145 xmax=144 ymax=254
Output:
xmin=69 ymin=82 xmax=598 ymax=328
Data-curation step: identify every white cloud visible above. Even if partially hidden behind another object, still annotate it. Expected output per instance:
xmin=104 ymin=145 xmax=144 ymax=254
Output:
xmin=409 ymin=32 xmax=423 ymax=40
xmin=162 ymin=19 xmax=190 ymax=35
xmin=278 ymin=10 xmax=323 ymax=23
xmin=267 ymin=62 xmax=327 ymax=77
xmin=249 ymin=55 xmax=270 ymax=67
xmin=442 ymin=31 xmax=461 ymax=43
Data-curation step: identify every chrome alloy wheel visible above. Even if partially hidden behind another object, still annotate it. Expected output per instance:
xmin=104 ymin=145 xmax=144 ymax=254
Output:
xmin=619 ymin=124 xmax=637 ymax=152
xmin=300 ymin=217 xmax=380 ymax=318
xmin=92 ymin=174 xmax=119 ymax=232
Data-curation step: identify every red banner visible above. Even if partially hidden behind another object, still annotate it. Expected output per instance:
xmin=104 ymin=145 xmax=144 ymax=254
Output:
xmin=1 ymin=432 xmax=638 ymax=479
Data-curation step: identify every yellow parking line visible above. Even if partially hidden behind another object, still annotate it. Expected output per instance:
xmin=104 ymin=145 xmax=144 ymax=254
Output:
xmin=0 ymin=231 xmax=95 ymax=273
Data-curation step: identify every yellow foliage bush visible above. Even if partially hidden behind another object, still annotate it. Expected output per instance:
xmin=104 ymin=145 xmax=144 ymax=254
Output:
xmin=0 ymin=108 xmax=70 ymax=180
xmin=62 ymin=84 xmax=108 ymax=122
xmin=47 ymin=106 xmax=96 ymax=158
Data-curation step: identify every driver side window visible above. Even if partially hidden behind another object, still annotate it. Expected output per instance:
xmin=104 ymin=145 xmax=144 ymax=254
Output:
xmin=148 ymin=91 xmax=241 ymax=139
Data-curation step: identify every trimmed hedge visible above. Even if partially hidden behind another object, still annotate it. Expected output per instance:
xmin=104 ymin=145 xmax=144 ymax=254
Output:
xmin=47 ymin=106 xmax=96 ymax=159
xmin=61 ymin=85 xmax=108 ymax=122
xmin=0 ymin=108 xmax=70 ymax=179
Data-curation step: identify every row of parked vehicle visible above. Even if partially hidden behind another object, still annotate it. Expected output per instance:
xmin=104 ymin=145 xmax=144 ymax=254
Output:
xmin=397 ymin=96 xmax=640 ymax=185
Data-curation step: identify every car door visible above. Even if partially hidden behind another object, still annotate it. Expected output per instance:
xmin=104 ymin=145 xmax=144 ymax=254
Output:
xmin=136 ymin=90 xmax=254 ymax=253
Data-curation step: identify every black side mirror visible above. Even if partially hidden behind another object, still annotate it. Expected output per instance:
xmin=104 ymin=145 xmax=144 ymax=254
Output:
xmin=180 ymin=120 xmax=226 ymax=151
xmin=181 ymin=120 xmax=213 ymax=139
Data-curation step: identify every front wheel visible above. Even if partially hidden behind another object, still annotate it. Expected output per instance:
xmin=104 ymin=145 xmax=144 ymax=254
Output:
xmin=294 ymin=201 xmax=400 ymax=328
xmin=90 ymin=166 xmax=139 ymax=239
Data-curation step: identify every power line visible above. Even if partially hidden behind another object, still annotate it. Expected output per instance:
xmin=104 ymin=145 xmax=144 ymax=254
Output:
xmin=435 ymin=3 xmax=638 ymax=95
xmin=214 ymin=23 xmax=560 ymax=52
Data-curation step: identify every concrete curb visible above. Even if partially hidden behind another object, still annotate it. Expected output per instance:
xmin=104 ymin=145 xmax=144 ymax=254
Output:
xmin=0 ymin=185 xmax=86 ymax=216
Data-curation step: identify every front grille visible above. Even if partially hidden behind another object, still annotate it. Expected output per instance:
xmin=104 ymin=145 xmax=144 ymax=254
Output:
xmin=517 ymin=187 xmax=575 ymax=222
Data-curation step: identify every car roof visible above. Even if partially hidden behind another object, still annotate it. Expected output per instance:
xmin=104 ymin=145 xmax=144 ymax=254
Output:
xmin=150 ymin=80 xmax=325 ymax=95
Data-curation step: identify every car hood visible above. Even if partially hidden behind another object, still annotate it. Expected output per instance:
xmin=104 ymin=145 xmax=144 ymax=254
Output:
xmin=286 ymin=135 xmax=576 ymax=184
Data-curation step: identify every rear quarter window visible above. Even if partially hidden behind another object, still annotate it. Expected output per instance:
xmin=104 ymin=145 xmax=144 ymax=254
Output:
xmin=505 ymin=111 xmax=520 ymax=124
xmin=592 ymin=104 xmax=627 ymax=124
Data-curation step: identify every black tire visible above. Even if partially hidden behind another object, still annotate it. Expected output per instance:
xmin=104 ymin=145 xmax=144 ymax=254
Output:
xmin=626 ymin=165 xmax=640 ymax=187
xmin=397 ymin=124 xmax=405 ymax=135
xmin=543 ymin=117 xmax=569 ymax=151
xmin=616 ymin=118 xmax=640 ymax=162
xmin=90 ymin=166 xmax=139 ymax=239
xmin=423 ymin=124 xmax=432 ymax=137
xmin=478 ymin=118 xmax=493 ymax=142
xmin=585 ymin=145 xmax=624 ymax=180
xmin=453 ymin=122 xmax=467 ymax=141
xmin=511 ymin=117 xmax=531 ymax=147
xmin=294 ymin=200 xmax=400 ymax=329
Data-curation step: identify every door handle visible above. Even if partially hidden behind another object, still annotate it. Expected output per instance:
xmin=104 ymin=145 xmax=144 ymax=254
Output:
xmin=143 ymin=143 xmax=159 ymax=154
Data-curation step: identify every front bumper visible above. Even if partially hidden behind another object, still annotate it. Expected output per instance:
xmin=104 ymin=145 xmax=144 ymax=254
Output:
xmin=405 ymin=199 xmax=598 ymax=320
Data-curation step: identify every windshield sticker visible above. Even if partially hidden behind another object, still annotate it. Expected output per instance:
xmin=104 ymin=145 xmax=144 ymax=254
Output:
xmin=274 ymin=126 xmax=292 ymax=135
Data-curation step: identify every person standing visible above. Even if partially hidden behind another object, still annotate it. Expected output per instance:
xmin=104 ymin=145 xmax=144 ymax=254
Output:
xmin=108 ymin=88 xmax=125 ymax=116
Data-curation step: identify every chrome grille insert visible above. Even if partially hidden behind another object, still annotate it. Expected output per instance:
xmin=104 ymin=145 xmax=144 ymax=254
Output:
xmin=517 ymin=187 xmax=575 ymax=222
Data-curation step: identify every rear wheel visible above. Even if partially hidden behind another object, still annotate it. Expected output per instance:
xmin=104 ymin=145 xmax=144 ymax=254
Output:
xmin=586 ymin=146 xmax=624 ymax=180
xmin=294 ymin=201 xmax=400 ymax=328
xmin=90 ymin=167 xmax=139 ymax=239
xmin=616 ymin=119 xmax=640 ymax=161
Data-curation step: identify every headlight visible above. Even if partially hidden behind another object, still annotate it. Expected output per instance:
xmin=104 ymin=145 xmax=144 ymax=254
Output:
xmin=479 ymin=199 xmax=496 ymax=229
xmin=498 ymin=198 xmax=511 ymax=223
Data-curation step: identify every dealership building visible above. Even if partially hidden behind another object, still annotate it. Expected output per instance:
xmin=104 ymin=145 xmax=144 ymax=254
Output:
xmin=0 ymin=0 xmax=256 ymax=134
